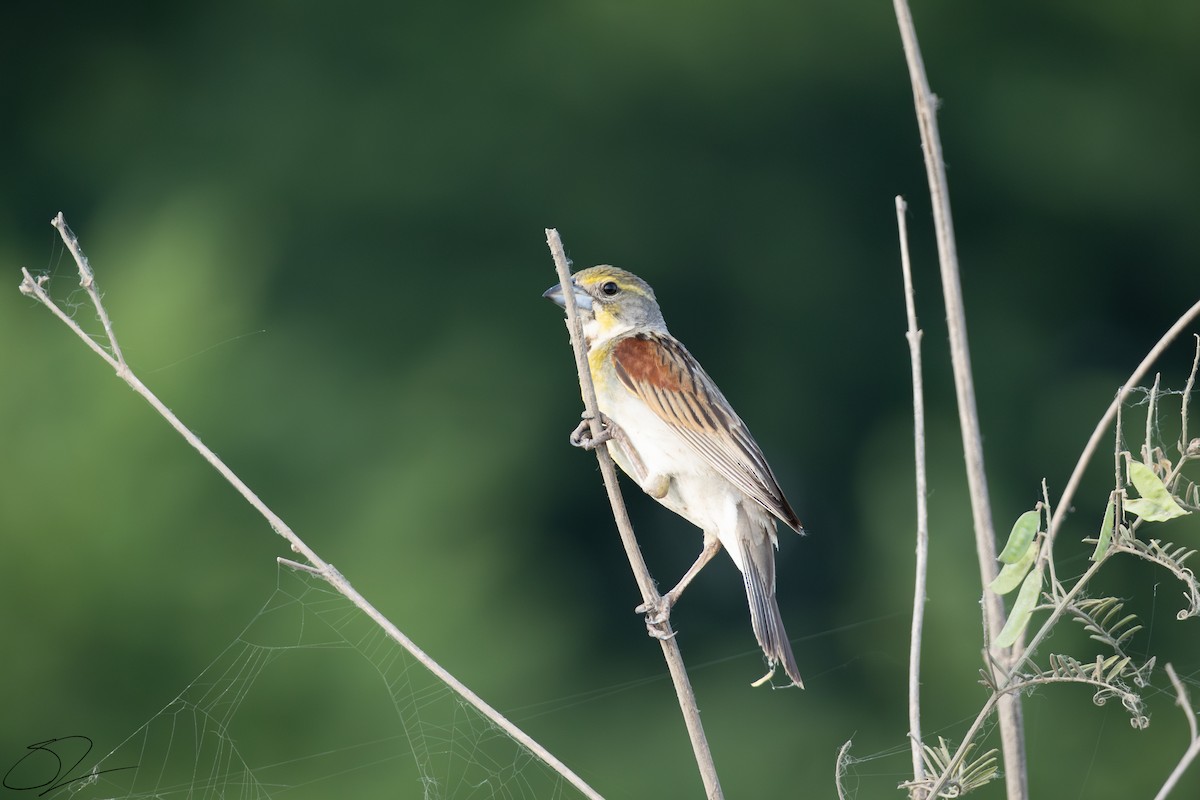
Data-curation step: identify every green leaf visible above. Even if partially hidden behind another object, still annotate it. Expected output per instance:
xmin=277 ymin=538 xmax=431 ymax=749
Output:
xmin=1091 ymin=494 xmax=1116 ymax=561
xmin=1124 ymin=461 xmax=1189 ymax=522
xmin=998 ymin=510 xmax=1040 ymax=564
xmin=994 ymin=569 xmax=1043 ymax=648
xmin=989 ymin=538 xmax=1037 ymax=594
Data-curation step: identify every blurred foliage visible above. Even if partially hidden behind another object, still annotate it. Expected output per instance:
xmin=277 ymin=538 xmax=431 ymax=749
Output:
xmin=3 ymin=1 xmax=1199 ymax=798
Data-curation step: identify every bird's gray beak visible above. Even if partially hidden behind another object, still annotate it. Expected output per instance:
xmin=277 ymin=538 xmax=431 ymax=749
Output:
xmin=542 ymin=281 xmax=593 ymax=311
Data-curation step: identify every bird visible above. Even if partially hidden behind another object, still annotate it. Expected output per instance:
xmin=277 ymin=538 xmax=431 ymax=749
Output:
xmin=544 ymin=265 xmax=805 ymax=688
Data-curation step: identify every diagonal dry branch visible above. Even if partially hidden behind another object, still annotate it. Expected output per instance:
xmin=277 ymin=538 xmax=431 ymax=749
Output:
xmin=544 ymin=227 xmax=724 ymax=800
xmin=1155 ymin=663 xmax=1200 ymax=800
xmin=19 ymin=212 xmax=604 ymax=800
xmin=1047 ymin=300 xmax=1200 ymax=554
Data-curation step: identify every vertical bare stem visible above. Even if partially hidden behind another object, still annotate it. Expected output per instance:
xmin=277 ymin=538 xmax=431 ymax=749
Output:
xmin=1039 ymin=479 xmax=1061 ymax=599
xmin=1144 ymin=373 xmax=1161 ymax=465
xmin=891 ymin=3 xmax=1027 ymax=796
xmin=1116 ymin=401 xmax=1125 ymax=486
xmin=896 ymin=196 xmax=929 ymax=796
xmin=545 ymin=228 xmax=724 ymax=800
xmin=1179 ymin=337 xmax=1200 ymax=454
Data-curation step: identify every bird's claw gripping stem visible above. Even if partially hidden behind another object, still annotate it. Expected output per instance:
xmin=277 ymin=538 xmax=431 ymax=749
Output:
xmin=636 ymin=595 xmax=677 ymax=641
xmin=570 ymin=412 xmax=612 ymax=450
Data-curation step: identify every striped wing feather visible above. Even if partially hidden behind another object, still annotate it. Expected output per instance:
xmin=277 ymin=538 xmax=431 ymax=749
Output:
xmin=611 ymin=333 xmax=803 ymax=532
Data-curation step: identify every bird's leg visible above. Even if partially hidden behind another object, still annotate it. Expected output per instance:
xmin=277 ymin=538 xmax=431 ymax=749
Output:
xmin=662 ymin=533 xmax=724 ymax=606
xmin=603 ymin=420 xmax=661 ymax=495
xmin=569 ymin=411 xmax=612 ymax=450
xmin=636 ymin=533 xmax=723 ymax=638
xmin=572 ymin=415 xmax=667 ymax=501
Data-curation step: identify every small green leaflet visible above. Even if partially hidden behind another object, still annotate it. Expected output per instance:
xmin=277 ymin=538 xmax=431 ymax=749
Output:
xmin=1091 ymin=493 xmax=1116 ymax=561
xmin=994 ymin=568 xmax=1043 ymax=648
xmin=998 ymin=510 xmax=1040 ymax=564
xmin=1124 ymin=460 xmax=1189 ymax=522
xmin=989 ymin=538 xmax=1037 ymax=594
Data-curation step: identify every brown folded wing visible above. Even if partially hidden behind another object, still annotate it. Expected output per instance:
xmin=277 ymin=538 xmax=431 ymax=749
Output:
xmin=611 ymin=332 xmax=803 ymax=533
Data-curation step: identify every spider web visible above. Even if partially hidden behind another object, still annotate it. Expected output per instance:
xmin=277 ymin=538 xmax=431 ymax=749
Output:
xmin=56 ymin=566 xmax=582 ymax=799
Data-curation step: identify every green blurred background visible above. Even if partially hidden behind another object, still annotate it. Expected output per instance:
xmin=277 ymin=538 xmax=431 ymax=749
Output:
xmin=3 ymin=1 xmax=1199 ymax=797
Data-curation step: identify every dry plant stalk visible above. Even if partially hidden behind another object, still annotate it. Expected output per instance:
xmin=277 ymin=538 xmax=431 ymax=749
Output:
xmin=891 ymin=1 xmax=1028 ymax=796
xmin=544 ymin=227 xmax=724 ymax=800
xmin=19 ymin=213 xmax=604 ymax=800
xmin=895 ymin=195 xmax=930 ymax=797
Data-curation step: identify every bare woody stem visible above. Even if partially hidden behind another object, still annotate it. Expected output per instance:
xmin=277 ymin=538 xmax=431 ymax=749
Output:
xmin=895 ymin=195 xmax=929 ymax=797
xmin=545 ymin=228 xmax=724 ymax=800
xmin=892 ymin=2 xmax=1027 ymax=797
xmin=20 ymin=213 xmax=604 ymax=800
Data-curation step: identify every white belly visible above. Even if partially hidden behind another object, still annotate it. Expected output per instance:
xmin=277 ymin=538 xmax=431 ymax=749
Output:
xmin=600 ymin=387 xmax=774 ymax=573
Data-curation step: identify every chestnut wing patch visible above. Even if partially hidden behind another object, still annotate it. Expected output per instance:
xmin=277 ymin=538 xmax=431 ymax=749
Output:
xmin=611 ymin=333 xmax=803 ymax=532
xmin=612 ymin=334 xmax=730 ymax=432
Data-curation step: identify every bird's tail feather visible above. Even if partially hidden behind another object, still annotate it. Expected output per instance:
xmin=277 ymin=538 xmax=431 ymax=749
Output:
xmin=742 ymin=543 xmax=804 ymax=689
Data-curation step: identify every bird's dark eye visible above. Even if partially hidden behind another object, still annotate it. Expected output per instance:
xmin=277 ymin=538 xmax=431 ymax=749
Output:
xmin=601 ymin=281 xmax=619 ymax=296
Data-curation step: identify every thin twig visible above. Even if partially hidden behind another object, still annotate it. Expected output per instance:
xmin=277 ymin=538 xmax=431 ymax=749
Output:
xmin=1116 ymin=400 xmax=1125 ymax=506
xmin=278 ymin=556 xmax=323 ymax=576
xmin=928 ymin=694 xmax=1003 ymax=798
xmin=1154 ymin=664 xmax=1200 ymax=800
xmin=1145 ymin=373 xmax=1161 ymax=465
xmin=1048 ymin=298 xmax=1200 ymax=551
xmin=1040 ymin=479 xmax=1061 ymax=600
xmin=20 ymin=214 xmax=604 ymax=800
xmin=50 ymin=213 xmax=127 ymax=368
xmin=1180 ymin=337 xmax=1200 ymax=455
xmin=896 ymin=195 xmax=929 ymax=797
xmin=1166 ymin=664 xmax=1198 ymax=742
xmin=1016 ymin=551 xmax=1106 ymax=668
xmin=891 ymin=2 xmax=1027 ymax=796
xmin=545 ymin=228 xmax=724 ymax=800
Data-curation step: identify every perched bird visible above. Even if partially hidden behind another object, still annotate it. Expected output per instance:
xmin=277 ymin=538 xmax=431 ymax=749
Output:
xmin=544 ymin=265 xmax=805 ymax=688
